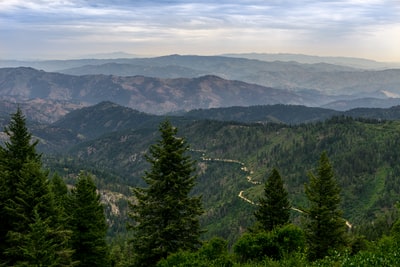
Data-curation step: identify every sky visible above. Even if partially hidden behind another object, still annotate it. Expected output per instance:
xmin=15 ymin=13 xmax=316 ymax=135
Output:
xmin=1 ymin=0 xmax=400 ymax=61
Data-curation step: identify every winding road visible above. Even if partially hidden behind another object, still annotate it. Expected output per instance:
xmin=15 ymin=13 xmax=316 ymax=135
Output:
xmin=195 ymin=149 xmax=353 ymax=229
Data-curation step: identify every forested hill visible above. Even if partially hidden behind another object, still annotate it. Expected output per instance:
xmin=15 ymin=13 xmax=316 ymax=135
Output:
xmin=36 ymin=103 xmax=400 ymax=243
xmin=183 ymin=105 xmax=340 ymax=124
xmin=183 ymin=104 xmax=400 ymax=123
xmin=29 ymin=101 xmax=400 ymax=153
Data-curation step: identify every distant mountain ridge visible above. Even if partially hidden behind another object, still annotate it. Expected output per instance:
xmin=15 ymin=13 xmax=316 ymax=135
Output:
xmin=1 ymin=54 xmax=400 ymax=116
xmin=2 ymin=55 xmax=400 ymax=98
xmin=54 ymin=55 xmax=400 ymax=97
xmin=0 ymin=67 xmax=330 ymax=115
xmin=221 ymin=53 xmax=400 ymax=69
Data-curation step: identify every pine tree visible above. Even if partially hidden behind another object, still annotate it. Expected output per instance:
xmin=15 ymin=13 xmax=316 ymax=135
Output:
xmin=0 ymin=108 xmax=40 ymax=261
xmin=67 ymin=173 xmax=110 ymax=267
xmin=253 ymin=168 xmax=290 ymax=232
xmin=304 ymin=151 xmax=347 ymax=261
xmin=0 ymin=108 xmax=73 ymax=266
xmin=128 ymin=119 xmax=203 ymax=267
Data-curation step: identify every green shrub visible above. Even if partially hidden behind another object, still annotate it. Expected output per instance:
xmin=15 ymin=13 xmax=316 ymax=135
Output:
xmin=275 ymin=224 xmax=305 ymax=255
xmin=234 ymin=224 xmax=305 ymax=263
xmin=157 ymin=237 xmax=233 ymax=267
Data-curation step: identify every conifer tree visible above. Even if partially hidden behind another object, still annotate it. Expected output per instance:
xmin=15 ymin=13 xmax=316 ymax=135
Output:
xmin=0 ymin=108 xmax=40 ymax=260
xmin=304 ymin=151 xmax=347 ymax=261
xmin=67 ymin=173 xmax=110 ymax=267
xmin=0 ymin=108 xmax=73 ymax=266
xmin=254 ymin=168 xmax=290 ymax=232
xmin=128 ymin=119 xmax=203 ymax=267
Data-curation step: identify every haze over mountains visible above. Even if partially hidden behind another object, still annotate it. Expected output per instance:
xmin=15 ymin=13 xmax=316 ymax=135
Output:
xmin=1 ymin=54 xmax=400 ymax=118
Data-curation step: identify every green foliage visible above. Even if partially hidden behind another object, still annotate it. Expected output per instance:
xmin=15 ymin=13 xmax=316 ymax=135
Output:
xmin=304 ymin=152 xmax=347 ymax=261
xmin=8 ymin=207 xmax=75 ymax=267
xmin=128 ymin=119 xmax=204 ymax=267
xmin=2 ymin=107 xmax=41 ymax=171
xmin=68 ymin=173 xmax=110 ymax=266
xmin=0 ymin=108 xmax=73 ymax=266
xmin=49 ymin=173 xmax=70 ymax=223
xmin=3 ymin=161 xmax=61 ymax=263
xmin=391 ymin=216 xmax=400 ymax=245
xmin=0 ymin=108 xmax=41 ymax=261
xmin=109 ymin=238 xmax=135 ymax=267
xmin=234 ymin=224 xmax=305 ymax=263
xmin=309 ymin=236 xmax=400 ymax=267
xmin=353 ymin=207 xmax=399 ymax=241
xmin=157 ymin=237 xmax=233 ymax=267
xmin=274 ymin=224 xmax=306 ymax=256
xmin=253 ymin=168 xmax=290 ymax=231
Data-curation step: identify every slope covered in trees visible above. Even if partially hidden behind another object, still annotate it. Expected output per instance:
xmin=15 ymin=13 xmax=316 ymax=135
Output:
xmin=40 ymin=114 xmax=400 ymax=245
xmin=3 ymin=107 xmax=400 ymax=266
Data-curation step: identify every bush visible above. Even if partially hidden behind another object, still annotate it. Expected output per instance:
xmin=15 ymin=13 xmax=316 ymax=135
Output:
xmin=234 ymin=231 xmax=278 ymax=262
xmin=157 ymin=237 xmax=233 ymax=267
xmin=234 ymin=224 xmax=305 ymax=262
xmin=275 ymin=224 xmax=305 ymax=256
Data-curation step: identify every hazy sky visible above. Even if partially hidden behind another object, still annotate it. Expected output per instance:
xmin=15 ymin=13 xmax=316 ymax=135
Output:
xmin=1 ymin=0 xmax=400 ymax=61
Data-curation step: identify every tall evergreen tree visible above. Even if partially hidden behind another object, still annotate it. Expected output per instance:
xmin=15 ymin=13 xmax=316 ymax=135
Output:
xmin=0 ymin=108 xmax=73 ymax=266
xmin=0 ymin=108 xmax=40 ymax=260
xmin=128 ymin=119 xmax=204 ymax=267
xmin=304 ymin=151 xmax=347 ymax=261
xmin=67 ymin=173 xmax=110 ymax=267
xmin=253 ymin=168 xmax=290 ymax=232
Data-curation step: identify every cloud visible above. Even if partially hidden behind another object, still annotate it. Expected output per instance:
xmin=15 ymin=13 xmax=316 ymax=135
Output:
xmin=1 ymin=0 xmax=400 ymax=60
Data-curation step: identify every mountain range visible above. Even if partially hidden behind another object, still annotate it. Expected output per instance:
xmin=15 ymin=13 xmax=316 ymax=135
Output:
xmin=0 ymin=67 xmax=320 ymax=116
xmin=10 ymin=55 xmax=400 ymax=97
xmin=2 ymin=54 xmax=400 ymax=116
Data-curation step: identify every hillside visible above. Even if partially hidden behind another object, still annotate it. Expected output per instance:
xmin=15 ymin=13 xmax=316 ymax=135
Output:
xmin=34 ymin=102 xmax=400 ymax=153
xmin=183 ymin=105 xmax=340 ymax=124
xmin=31 ymin=103 xmax=400 ymax=243
xmin=52 ymin=101 xmax=161 ymax=140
